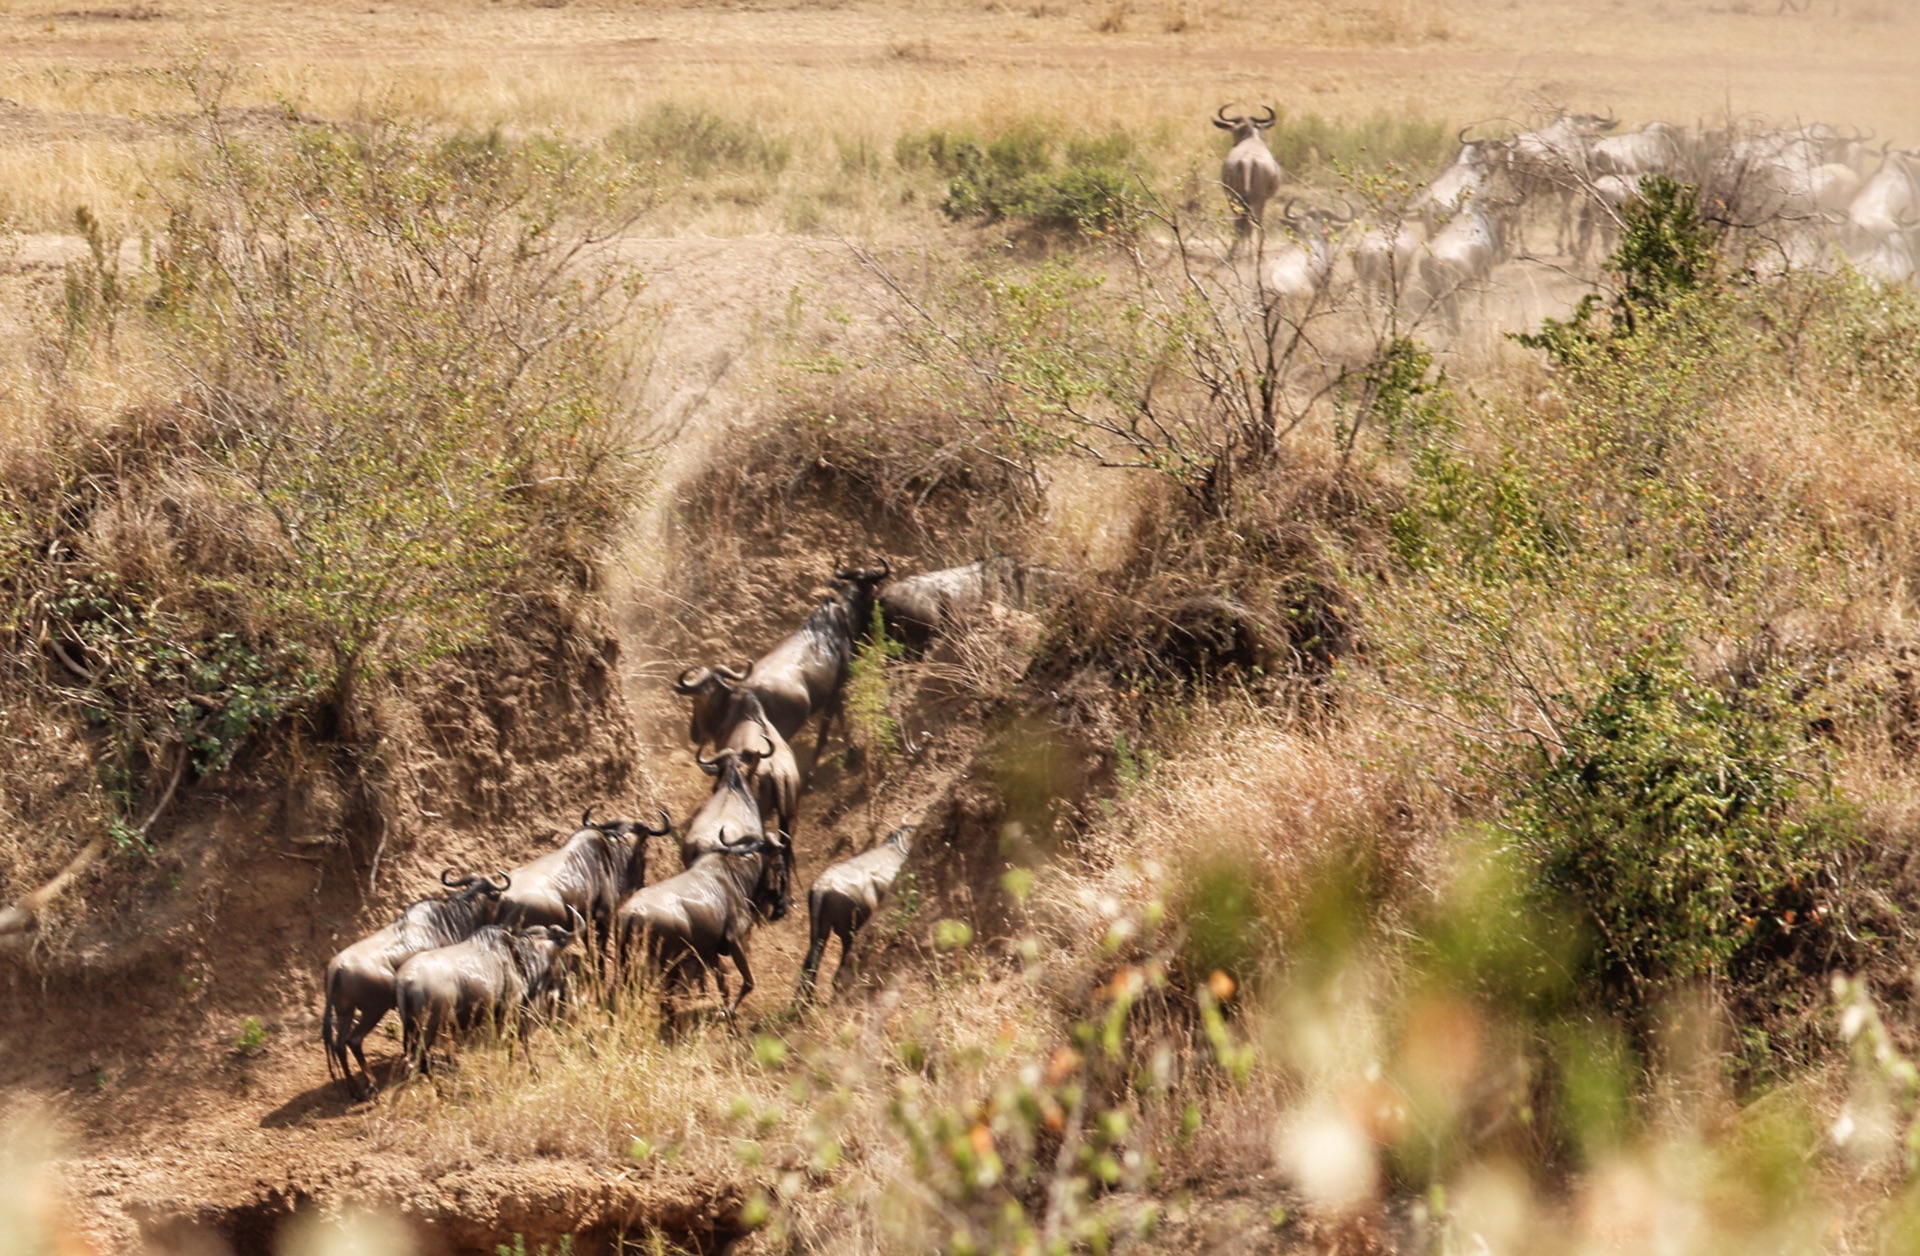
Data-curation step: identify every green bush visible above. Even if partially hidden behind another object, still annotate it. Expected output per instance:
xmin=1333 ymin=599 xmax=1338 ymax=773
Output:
xmin=900 ymin=121 xmax=1140 ymax=236
xmin=0 ymin=86 xmax=640 ymax=856
xmin=609 ymin=103 xmax=792 ymax=180
xmin=1511 ymin=645 xmax=1851 ymax=1004
xmin=1518 ymin=175 xmax=1720 ymax=361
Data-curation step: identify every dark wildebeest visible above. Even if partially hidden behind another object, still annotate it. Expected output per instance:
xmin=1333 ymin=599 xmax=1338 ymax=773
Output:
xmin=393 ymin=919 xmax=579 ymax=1081
xmin=616 ymin=829 xmax=795 ymax=1023
xmin=322 ymin=868 xmax=510 ymax=1097
xmin=796 ymin=825 xmax=914 ymax=1002
xmin=680 ymin=743 xmax=774 ymax=867
xmin=1214 ymin=104 xmax=1282 ymax=246
xmin=494 ymin=807 xmax=672 ymax=969
xmin=718 ymin=696 xmax=801 ymax=845
xmin=877 ymin=558 xmax=1026 ymax=656
xmin=674 ymin=560 xmax=891 ymax=756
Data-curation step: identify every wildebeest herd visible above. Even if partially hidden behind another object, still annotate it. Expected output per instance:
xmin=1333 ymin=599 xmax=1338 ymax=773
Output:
xmin=323 ymin=557 xmax=1017 ymax=1096
xmin=1214 ymin=104 xmax=1920 ymax=324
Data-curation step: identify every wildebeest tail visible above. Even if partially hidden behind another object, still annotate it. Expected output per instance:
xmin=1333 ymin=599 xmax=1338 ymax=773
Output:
xmin=321 ymin=969 xmax=340 ymax=1080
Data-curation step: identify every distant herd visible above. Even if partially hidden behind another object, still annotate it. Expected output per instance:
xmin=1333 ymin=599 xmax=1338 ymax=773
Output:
xmin=1215 ymin=104 xmax=1920 ymax=323
xmin=321 ymin=557 xmax=1023 ymax=1096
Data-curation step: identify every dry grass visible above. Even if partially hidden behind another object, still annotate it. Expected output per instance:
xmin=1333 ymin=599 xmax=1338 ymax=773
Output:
xmin=0 ymin=0 xmax=1915 ymax=234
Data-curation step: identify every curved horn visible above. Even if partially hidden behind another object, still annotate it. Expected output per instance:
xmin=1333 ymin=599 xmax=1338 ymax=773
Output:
xmin=1330 ymin=197 xmax=1358 ymax=224
xmin=757 ymin=729 xmax=776 ymax=760
xmin=904 ymin=729 xmax=933 ymax=756
xmin=1599 ymin=107 xmax=1618 ymax=131
xmin=566 ymin=905 xmax=587 ymax=933
xmin=673 ymin=666 xmax=710 ymax=695
xmin=1254 ymin=105 xmax=1276 ymax=127
xmin=441 ymin=867 xmax=461 ymax=888
xmin=1279 ymin=197 xmax=1301 ymax=226
xmin=581 ymin=806 xmax=595 ymax=829
xmin=714 ymin=662 xmax=750 ymax=683
xmin=1213 ymin=104 xmax=1234 ymax=130
xmin=642 ymin=806 xmax=673 ymax=837
xmin=696 ymin=748 xmax=723 ymax=775
xmin=488 ymin=872 xmax=512 ymax=893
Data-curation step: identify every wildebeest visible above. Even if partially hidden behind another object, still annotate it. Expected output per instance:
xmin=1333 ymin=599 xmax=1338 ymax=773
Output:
xmin=393 ymin=919 xmax=578 ymax=1081
xmin=1261 ymin=200 xmax=1353 ymax=308
xmin=878 ymin=557 xmax=1023 ymax=656
xmin=1352 ymin=215 xmax=1430 ymax=311
xmin=616 ymin=829 xmax=795 ymax=1022
xmin=1579 ymin=172 xmax=1645 ymax=259
xmin=1848 ymin=147 xmax=1920 ymax=238
xmin=1215 ymin=104 xmax=1283 ymax=246
xmin=1418 ymin=198 xmax=1516 ymax=329
xmin=796 ymin=825 xmax=914 ymax=1002
xmin=718 ymin=696 xmax=801 ymax=844
xmin=681 ymin=743 xmax=773 ymax=866
xmin=321 ymin=868 xmax=510 ymax=1096
xmin=1589 ymin=121 xmax=1684 ymax=181
xmin=675 ymin=561 xmax=890 ymax=757
xmin=1505 ymin=110 xmax=1616 ymax=257
xmin=1416 ymin=131 xmax=1502 ymax=227
xmin=1845 ymin=218 xmax=1918 ymax=286
xmin=494 ymin=807 xmax=671 ymax=965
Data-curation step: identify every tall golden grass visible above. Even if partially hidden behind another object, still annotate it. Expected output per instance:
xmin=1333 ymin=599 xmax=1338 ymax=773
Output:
xmin=0 ymin=0 xmax=1915 ymax=234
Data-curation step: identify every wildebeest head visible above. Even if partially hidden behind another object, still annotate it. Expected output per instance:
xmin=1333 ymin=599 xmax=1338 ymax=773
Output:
xmin=830 ymin=557 xmax=892 ymax=634
xmin=696 ymin=744 xmax=768 ymax=781
xmin=1212 ymin=103 xmax=1276 ymax=144
xmin=580 ymin=805 xmax=673 ymax=890
xmin=720 ymin=827 xmax=794 ymax=923
xmin=673 ymin=662 xmax=751 ymax=745
xmin=439 ymin=867 xmax=513 ymax=899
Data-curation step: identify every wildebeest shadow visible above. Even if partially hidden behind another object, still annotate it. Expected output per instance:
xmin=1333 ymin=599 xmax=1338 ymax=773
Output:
xmin=259 ymin=1070 xmax=388 ymax=1127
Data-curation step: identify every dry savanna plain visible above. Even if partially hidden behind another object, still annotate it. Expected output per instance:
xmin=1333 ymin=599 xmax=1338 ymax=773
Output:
xmin=4 ymin=1 xmax=1920 ymax=1254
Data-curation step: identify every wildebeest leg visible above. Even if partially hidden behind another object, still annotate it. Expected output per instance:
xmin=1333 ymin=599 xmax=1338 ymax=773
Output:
xmin=415 ymin=1003 xmax=445 ymax=1080
xmin=708 ymin=954 xmax=730 ymax=1020
xmin=724 ymin=937 xmax=755 ymax=1016
xmin=831 ymin=924 xmax=859 ymax=994
xmin=343 ymin=1002 xmax=387 ymax=1097
xmin=809 ymin=694 xmax=844 ymax=781
xmin=797 ymin=926 xmax=830 ymax=1004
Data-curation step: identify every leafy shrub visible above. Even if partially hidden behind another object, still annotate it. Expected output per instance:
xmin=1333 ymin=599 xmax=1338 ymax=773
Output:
xmin=900 ymin=121 xmax=1141 ymax=236
xmin=1518 ymin=176 xmax=1720 ymax=361
xmin=1511 ymin=645 xmax=1853 ymax=1005
xmin=0 ymin=85 xmax=640 ymax=869
xmin=232 ymin=1015 xmax=268 ymax=1056
xmin=609 ymin=102 xmax=792 ymax=180
xmin=843 ymin=603 xmax=905 ymax=755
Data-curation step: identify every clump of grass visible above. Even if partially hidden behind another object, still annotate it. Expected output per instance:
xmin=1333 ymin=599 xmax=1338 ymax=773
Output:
xmin=608 ymin=102 xmax=793 ymax=181
xmin=844 ymin=603 xmax=905 ymax=756
xmin=232 ymin=1015 xmax=268 ymax=1056
xmin=1261 ymin=109 xmax=1452 ymax=176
